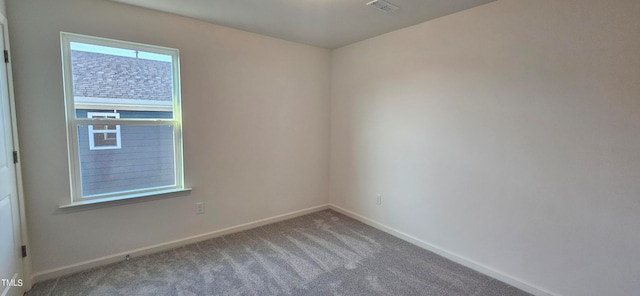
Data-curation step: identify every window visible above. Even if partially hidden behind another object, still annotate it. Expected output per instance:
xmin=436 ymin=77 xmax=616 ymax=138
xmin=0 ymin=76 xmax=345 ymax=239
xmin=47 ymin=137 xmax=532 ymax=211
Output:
xmin=88 ymin=112 xmax=121 ymax=150
xmin=61 ymin=32 xmax=185 ymax=202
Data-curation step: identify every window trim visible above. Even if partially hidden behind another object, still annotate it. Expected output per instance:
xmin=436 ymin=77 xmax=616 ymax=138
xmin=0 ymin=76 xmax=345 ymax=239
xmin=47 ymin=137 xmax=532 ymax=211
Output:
xmin=60 ymin=32 xmax=185 ymax=203
xmin=87 ymin=112 xmax=121 ymax=150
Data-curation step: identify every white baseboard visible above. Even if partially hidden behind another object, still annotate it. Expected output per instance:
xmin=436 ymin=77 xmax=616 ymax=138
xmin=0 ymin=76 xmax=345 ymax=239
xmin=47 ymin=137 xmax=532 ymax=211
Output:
xmin=328 ymin=204 xmax=558 ymax=296
xmin=31 ymin=204 xmax=330 ymax=283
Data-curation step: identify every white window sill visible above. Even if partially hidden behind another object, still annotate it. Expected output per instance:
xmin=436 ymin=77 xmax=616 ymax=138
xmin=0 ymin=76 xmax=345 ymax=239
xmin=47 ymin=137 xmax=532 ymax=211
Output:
xmin=59 ymin=188 xmax=192 ymax=211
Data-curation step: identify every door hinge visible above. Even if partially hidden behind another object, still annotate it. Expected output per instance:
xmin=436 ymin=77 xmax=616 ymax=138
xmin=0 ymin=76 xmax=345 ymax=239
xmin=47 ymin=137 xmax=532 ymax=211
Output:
xmin=13 ymin=151 xmax=18 ymax=164
xmin=3 ymin=50 xmax=8 ymax=63
xmin=21 ymin=245 xmax=27 ymax=258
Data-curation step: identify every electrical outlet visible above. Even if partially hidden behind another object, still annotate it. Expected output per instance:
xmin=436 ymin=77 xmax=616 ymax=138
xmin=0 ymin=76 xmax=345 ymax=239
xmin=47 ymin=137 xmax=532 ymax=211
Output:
xmin=376 ymin=194 xmax=382 ymax=205
xmin=196 ymin=202 xmax=205 ymax=214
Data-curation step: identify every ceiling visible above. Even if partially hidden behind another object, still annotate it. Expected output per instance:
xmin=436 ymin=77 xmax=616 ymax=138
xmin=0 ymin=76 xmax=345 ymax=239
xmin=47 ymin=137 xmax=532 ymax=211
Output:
xmin=111 ymin=0 xmax=496 ymax=49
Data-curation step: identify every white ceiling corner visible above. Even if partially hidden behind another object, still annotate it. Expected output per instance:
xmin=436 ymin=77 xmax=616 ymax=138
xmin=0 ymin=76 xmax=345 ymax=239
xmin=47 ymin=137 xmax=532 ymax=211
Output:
xmin=110 ymin=0 xmax=496 ymax=49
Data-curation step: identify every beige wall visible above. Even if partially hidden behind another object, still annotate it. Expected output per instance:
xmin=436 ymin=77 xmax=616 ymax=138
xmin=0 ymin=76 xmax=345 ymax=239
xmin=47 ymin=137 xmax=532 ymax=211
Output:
xmin=8 ymin=0 xmax=640 ymax=294
xmin=7 ymin=0 xmax=330 ymax=275
xmin=330 ymin=0 xmax=640 ymax=295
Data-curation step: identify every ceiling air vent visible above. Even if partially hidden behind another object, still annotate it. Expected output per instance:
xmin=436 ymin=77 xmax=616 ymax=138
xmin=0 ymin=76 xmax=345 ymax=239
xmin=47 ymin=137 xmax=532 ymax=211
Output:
xmin=366 ymin=0 xmax=400 ymax=13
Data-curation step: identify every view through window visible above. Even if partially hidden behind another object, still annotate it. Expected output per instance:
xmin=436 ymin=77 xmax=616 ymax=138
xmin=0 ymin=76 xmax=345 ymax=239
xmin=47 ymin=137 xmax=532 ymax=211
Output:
xmin=61 ymin=33 xmax=184 ymax=201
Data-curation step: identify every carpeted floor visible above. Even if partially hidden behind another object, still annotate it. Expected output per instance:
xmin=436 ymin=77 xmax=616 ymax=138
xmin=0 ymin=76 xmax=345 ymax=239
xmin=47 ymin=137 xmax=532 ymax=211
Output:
xmin=27 ymin=210 xmax=531 ymax=295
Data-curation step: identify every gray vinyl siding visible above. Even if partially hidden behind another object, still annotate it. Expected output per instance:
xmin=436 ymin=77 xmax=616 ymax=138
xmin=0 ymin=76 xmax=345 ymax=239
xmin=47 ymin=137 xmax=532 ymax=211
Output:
xmin=77 ymin=110 xmax=175 ymax=197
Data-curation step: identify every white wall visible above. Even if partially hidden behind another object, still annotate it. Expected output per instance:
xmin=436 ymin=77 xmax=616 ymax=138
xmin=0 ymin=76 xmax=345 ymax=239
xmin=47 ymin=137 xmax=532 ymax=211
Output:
xmin=7 ymin=0 xmax=330 ymax=275
xmin=330 ymin=0 xmax=640 ymax=295
xmin=0 ymin=0 xmax=5 ymax=18
xmin=8 ymin=0 xmax=640 ymax=294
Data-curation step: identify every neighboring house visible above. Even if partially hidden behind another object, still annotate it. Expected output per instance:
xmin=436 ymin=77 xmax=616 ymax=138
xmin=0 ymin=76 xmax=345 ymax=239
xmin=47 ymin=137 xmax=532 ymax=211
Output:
xmin=71 ymin=50 xmax=175 ymax=197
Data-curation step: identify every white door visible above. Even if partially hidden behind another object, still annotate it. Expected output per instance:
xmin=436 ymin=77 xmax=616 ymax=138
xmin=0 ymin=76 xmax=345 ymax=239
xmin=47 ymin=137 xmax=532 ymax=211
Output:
xmin=0 ymin=23 xmax=25 ymax=296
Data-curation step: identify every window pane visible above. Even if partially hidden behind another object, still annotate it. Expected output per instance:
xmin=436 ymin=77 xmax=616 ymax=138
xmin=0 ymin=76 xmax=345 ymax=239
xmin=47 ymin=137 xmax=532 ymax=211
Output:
xmin=93 ymin=133 xmax=118 ymax=147
xmin=104 ymin=133 xmax=118 ymax=140
xmin=70 ymin=42 xmax=174 ymax=118
xmin=92 ymin=124 xmax=116 ymax=131
xmin=77 ymin=124 xmax=176 ymax=197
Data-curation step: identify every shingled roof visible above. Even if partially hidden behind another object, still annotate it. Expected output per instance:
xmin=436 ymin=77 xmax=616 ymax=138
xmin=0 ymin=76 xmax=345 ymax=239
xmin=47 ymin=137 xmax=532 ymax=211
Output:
xmin=71 ymin=50 xmax=172 ymax=101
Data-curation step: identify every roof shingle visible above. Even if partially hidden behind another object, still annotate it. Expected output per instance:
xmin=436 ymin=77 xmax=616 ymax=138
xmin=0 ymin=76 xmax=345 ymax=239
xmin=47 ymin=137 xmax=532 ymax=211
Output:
xmin=71 ymin=50 xmax=172 ymax=101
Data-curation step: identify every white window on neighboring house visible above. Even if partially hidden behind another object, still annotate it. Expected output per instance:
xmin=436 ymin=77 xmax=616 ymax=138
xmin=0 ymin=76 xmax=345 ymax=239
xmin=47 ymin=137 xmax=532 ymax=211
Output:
xmin=60 ymin=32 xmax=186 ymax=203
xmin=88 ymin=112 xmax=121 ymax=150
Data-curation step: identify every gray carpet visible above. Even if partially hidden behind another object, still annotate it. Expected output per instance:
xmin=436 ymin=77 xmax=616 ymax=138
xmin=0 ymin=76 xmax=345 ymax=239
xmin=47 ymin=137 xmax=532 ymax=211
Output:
xmin=27 ymin=210 xmax=531 ymax=296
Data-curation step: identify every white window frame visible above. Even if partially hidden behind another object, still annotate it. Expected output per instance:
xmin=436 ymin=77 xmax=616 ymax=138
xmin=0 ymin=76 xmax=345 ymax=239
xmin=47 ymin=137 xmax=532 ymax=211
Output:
xmin=87 ymin=112 xmax=121 ymax=150
xmin=60 ymin=32 xmax=185 ymax=204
